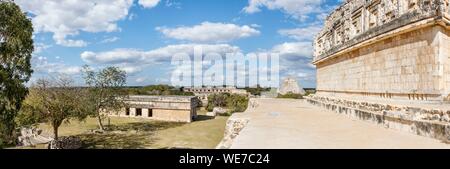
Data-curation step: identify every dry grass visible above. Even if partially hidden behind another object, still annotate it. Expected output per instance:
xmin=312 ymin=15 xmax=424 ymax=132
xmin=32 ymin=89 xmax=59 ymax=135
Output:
xmin=152 ymin=115 xmax=228 ymax=149
xmin=19 ymin=108 xmax=228 ymax=149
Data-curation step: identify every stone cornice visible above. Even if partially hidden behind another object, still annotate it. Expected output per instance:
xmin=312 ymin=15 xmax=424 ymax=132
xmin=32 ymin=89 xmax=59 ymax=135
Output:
xmin=313 ymin=0 xmax=449 ymax=64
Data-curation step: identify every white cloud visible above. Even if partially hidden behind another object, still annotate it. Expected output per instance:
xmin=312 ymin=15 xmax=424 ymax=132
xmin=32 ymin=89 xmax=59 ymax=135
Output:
xmin=261 ymin=41 xmax=316 ymax=86
xmin=81 ymin=49 xmax=145 ymax=64
xmin=81 ymin=44 xmax=241 ymax=73
xmin=80 ymin=41 xmax=317 ymax=86
xmin=243 ymin=0 xmax=325 ymax=21
xmin=32 ymin=56 xmax=81 ymax=75
xmin=128 ymin=13 xmax=136 ymax=20
xmin=165 ymin=0 xmax=182 ymax=9
xmin=58 ymin=66 xmax=82 ymax=75
xmin=138 ymin=0 xmax=161 ymax=8
xmin=271 ymin=42 xmax=313 ymax=59
xmin=100 ymin=37 xmax=120 ymax=44
xmin=119 ymin=65 xmax=143 ymax=75
xmin=250 ymin=24 xmax=261 ymax=28
xmin=16 ymin=0 xmax=158 ymax=47
xmin=296 ymin=72 xmax=310 ymax=78
xmin=34 ymin=43 xmax=52 ymax=54
xmin=58 ymin=39 xmax=88 ymax=47
xmin=136 ymin=77 xmax=147 ymax=83
xmin=278 ymin=25 xmax=322 ymax=41
xmin=156 ymin=22 xmax=260 ymax=43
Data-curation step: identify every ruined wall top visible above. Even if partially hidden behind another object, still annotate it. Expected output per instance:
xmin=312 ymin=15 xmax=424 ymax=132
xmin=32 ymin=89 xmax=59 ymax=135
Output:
xmin=313 ymin=0 xmax=450 ymax=63
xmin=126 ymin=95 xmax=196 ymax=103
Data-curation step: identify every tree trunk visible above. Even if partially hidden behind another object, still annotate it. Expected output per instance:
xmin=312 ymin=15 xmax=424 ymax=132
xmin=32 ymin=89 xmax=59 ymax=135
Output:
xmin=97 ymin=113 xmax=104 ymax=131
xmin=53 ymin=125 xmax=59 ymax=140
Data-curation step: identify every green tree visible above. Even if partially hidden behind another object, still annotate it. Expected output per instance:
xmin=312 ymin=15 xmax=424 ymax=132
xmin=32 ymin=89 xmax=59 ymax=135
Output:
xmin=206 ymin=93 xmax=249 ymax=113
xmin=227 ymin=94 xmax=249 ymax=113
xmin=0 ymin=1 xmax=34 ymax=145
xmin=20 ymin=77 xmax=90 ymax=140
xmin=206 ymin=93 xmax=229 ymax=112
xmin=82 ymin=65 xmax=127 ymax=131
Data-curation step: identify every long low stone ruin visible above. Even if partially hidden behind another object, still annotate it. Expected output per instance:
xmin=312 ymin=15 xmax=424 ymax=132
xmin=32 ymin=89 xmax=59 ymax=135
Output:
xmin=306 ymin=95 xmax=450 ymax=142
xmin=314 ymin=0 xmax=450 ymax=102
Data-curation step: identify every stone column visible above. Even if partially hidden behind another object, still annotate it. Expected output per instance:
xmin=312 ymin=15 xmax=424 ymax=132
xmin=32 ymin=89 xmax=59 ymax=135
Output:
xmin=143 ymin=108 xmax=149 ymax=118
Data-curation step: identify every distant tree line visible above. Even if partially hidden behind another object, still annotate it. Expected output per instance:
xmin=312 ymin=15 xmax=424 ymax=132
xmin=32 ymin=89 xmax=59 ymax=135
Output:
xmin=125 ymin=85 xmax=194 ymax=96
xmin=243 ymin=85 xmax=271 ymax=96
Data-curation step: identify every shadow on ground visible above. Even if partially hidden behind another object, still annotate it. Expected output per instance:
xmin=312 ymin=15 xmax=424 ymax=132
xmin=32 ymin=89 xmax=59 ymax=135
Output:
xmin=78 ymin=121 xmax=185 ymax=149
xmin=159 ymin=147 xmax=193 ymax=149
xmin=194 ymin=115 xmax=215 ymax=122
xmin=106 ymin=121 xmax=185 ymax=132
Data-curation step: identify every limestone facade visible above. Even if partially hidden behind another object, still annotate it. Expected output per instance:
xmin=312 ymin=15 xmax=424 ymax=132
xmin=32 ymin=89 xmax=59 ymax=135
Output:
xmin=183 ymin=86 xmax=248 ymax=95
xmin=278 ymin=77 xmax=306 ymax=95
xmin=313 ymin=0 xmax=450 ymax=102
xmin=306 ymin=95 xmax=450 ymax=142
xmin=183 ymin=87 xmax=248 ymax=106
xmin=109 ymin=95 xmax=198 ymax=123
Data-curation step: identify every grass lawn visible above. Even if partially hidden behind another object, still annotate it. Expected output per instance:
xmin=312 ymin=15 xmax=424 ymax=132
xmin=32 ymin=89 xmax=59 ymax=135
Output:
xmin=21 ymin=108 xmax=229 ymax=149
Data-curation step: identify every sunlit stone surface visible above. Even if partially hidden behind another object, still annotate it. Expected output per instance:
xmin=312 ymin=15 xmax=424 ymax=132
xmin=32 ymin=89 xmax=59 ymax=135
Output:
xmin=313 ymin=0 xmax=450 ymax=102
xmin=309 ymin=0 xmax=450 ymax=142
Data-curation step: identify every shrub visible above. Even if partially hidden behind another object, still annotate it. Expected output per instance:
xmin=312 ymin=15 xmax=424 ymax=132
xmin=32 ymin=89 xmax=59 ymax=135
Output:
xmin=206 ymin=93 xmax=249 ymax=114
xmin=277 ymin=92 xmax=304 ymax=99
xmin=244 ymin=86 xmax=271 ymax=96
xmin=227 ymin=94 xmax=249 ymax=113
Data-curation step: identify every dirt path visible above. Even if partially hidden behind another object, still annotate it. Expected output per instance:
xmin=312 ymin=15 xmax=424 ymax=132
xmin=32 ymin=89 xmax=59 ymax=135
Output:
xmin=230 ymin=98 xmax=450 ymax=149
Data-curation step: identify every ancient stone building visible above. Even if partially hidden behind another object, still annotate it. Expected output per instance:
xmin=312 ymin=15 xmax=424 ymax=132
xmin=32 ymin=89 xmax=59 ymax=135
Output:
xmin=108 ymin=95 xmax=198 ymax=123
xmin=183 ymin=86 xmax=248 ymax=95
xmin=313 ymin=0 xmax=450 ymax=102
xmin=183 ymin=87 xmax=248 ymax=106
xmin=278 ymin=77 xmax=306 ymax=95
xmin=309 ymin=0 xmax=450 ymax=142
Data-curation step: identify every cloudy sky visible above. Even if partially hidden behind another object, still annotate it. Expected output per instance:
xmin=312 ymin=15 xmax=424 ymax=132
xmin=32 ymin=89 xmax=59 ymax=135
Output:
xmin=16 ymin=0 xmax=340 ymax=88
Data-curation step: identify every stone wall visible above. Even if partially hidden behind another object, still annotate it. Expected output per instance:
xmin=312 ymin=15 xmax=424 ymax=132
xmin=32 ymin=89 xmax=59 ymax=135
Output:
xmin=107 ymin=95 xmax=197 ymax=123
xmin=113 ymin=107 xmax=193 ymax=123
xmin=151 ymin=109 xmax=193 ymax=123
xmin=48 ymin=136 xmax=82 ymax=149
xmin=216 ymin=116 xmax=249 ymax=149
xmin=316 ymin=25 xmax=448 ymax=101
xmin=314 ymin=0 xmax=449 ymax=60
xmin=306 ymin=95 xmax=450 ymax=142
xmin=313 ymin=0 xmax=450 ymax=102
xmin=216 ymin=99 xmax=258 ymax=149
xmin=441 ymin=28 xmax=450 ymax=100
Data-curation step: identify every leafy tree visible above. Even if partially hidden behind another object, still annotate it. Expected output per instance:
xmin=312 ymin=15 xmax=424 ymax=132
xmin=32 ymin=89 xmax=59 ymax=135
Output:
xmin=227 ymin=94 xmax=249 ymax=113
xmin=20 ymin=77 xmax=90 ymax=140
xmin=206 ymin=93 xmax=229 ymax=111
xmin=82 ymin=65 xmax=127 ymax=131
xmin=0 ymin=1 xmax=34 ymax=145
xmin=206 ymin=93 xmax=248 ymax=113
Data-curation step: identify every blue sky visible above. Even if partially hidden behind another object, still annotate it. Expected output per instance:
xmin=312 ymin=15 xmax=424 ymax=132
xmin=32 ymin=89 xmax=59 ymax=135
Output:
xmin=16 ymin=0 xmax=341 ymax=88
